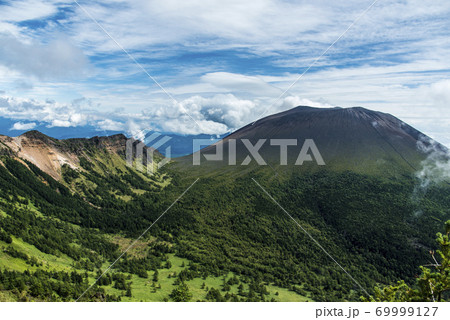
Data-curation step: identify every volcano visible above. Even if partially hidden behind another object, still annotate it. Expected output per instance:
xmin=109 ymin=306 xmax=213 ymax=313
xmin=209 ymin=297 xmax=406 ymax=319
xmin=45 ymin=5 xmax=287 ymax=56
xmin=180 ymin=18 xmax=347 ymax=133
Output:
xmin=182 ymin=106 xmax=438 ymax=176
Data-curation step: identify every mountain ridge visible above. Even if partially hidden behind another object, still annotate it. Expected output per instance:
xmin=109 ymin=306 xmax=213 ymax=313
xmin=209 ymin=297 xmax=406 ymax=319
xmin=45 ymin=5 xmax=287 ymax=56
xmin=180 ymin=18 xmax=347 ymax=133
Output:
xmin=1 ymin=106 xmax=442 ymax=179
xmin=0 ymin=130 xmax=159 ymax=180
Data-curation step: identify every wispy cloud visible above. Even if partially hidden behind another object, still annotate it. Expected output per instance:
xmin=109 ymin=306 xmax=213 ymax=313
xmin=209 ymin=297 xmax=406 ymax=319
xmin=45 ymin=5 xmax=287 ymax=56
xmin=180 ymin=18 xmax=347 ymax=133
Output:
xmin=0 ymin=33 xmax=87 ymax=80
xmin=0 ymin=0 xmax=448 ymax=144
xmin=0 ymin=0 xmax=57 ymax=23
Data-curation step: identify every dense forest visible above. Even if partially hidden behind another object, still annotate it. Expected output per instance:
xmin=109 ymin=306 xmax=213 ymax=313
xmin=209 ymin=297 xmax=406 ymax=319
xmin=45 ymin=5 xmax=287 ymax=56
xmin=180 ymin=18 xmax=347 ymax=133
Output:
xmin=0 ymin=139 xmax=449 ymax=301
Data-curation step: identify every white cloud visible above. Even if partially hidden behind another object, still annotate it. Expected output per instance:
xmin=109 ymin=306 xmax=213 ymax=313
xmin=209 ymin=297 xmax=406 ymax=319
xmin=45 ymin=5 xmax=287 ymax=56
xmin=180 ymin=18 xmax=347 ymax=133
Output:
xmin=427 ymin=80 xmax=450 ymax=110
xmin=68 ymin=0 xmax=331 ymax=54
xmin=161 ymin=119 xmax=228 ymax=136
xmin=135 ymin=94 xmax=332 ymax=135
xmin=0 ymin=0 xmax=57 ymax=23
xmin=0 ymin=0 xmax=448 ymax=145
xmin=0 ymin=33 xmax=87 ymax=80
xmin=10 ymin=121 xmax=36 ymax=131
xmin=61 ymin=0 xmax=450 ymax=60
xmin=97 ymin=119 xmax=125 ymax=131
xmin=200 ymin=72 xmax=282 ymax=97
xmin=0 ymin=96 xmax=91 ymax=127
xmin=416 ymin=137 xmax=450 ymax=190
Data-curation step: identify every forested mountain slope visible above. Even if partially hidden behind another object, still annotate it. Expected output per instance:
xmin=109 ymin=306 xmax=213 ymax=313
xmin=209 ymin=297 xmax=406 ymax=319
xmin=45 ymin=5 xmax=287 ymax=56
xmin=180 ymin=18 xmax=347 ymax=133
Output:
xmin=0 ymin=107 xmax=449 ymax=302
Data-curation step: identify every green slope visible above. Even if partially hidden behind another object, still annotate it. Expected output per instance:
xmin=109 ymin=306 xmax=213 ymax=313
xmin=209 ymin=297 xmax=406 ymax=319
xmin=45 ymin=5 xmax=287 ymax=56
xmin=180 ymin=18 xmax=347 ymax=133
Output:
xmin=0 ymin=106 xmax=449 ymax=302
xmin=0 ymin=141 xmax=308 ymax=302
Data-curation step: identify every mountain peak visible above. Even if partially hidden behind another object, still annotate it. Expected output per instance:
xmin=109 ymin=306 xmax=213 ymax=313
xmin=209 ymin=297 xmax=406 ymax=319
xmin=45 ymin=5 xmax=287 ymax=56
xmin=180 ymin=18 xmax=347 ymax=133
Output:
xmin=19 ymin=130 xmax=57 ymax=142
xmin=187 ymin=105 xmax=435 ymax=176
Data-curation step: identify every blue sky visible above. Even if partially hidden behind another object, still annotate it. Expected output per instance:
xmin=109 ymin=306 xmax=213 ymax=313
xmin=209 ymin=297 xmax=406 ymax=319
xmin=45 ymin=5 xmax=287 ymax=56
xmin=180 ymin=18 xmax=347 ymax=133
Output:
xmin=0 ymin=0 xmax=449 ymax=145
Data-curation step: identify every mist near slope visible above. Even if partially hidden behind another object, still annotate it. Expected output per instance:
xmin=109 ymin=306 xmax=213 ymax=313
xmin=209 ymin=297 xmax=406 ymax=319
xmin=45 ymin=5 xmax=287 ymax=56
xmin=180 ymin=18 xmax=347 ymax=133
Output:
xmin=412 ymin=136 xmax=450 ymax=217
xmin=416 ymin=137 xmax=450 ymax=188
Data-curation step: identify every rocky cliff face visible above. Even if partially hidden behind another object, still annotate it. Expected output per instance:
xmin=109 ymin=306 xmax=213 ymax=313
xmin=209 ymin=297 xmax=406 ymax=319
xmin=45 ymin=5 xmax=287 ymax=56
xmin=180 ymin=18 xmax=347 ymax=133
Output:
xmin=0 ymin=131 xmax=159 ymax=180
